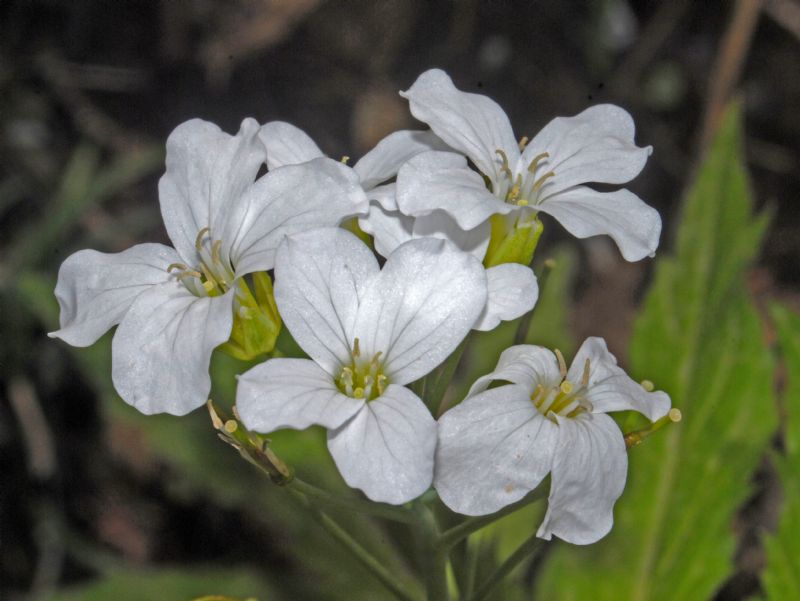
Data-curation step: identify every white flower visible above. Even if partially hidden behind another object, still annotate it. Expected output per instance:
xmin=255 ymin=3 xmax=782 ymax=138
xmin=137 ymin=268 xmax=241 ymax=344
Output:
xmin=236 ymin=227 xmax=488 ymax=504
xmin=50 ymin=118 xmax=368 ymax=415
xmin=435 ymin=337 xmax=671 ymax=544
xmin=396 ymin=69 xmax=661 ymax=261
xmin=360 ymin=206 xmax=538 ymax=332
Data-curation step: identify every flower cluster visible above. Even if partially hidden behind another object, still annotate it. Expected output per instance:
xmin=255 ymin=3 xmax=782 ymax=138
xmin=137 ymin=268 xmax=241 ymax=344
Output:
xmin=51 ymin=69 xmax=670 ymax=545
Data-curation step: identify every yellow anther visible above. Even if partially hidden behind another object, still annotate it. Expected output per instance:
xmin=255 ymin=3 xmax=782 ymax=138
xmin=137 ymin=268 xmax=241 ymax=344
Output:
xmin=640 ymin=379 xmax=655 ymax=392
xmin=560 ymin=380 xmax=574 ymax=394
xmin=543 ymin=258 xmax=557 ymax=270
xmin=531 ymin=171 xmax=555 ymax=193
xmin=341 ymin=155 xmax=350 ymax=164
xmin=376 ymin=374 xmax=387 ymax=395
xmin=518 ymin=136 xmax=529 ymax=151
xmin=371 ymin=351 xmax=383 ymax=365
xmin=353 ymin=387 xmax=365 ymax=399
xmin=669 ymin=408 xmax=682 ymax=422
xmin=517 ymin=199 xmax=529 ymax=207
xmin=352 ymin=338 xmax=361 ymax=357
xmin=527 ymin=152 xmax=550 ymax=173
xmin=530 ymin=383 xmax=544 ymax=404
xmin=203 ymin=280 xmax=216 ymax=293
xmin=582 ymin=359 xmax=591 ymax=387
xmin=167 ymin=262 xmax=189 ymax=272
xmin=224 ymin=419 xmax=238 ymax=433
xmin=176 ymin=269 xmax=203 ymax=280
xmin=211 ymin=239 xmax=223 ymax=264
xmin=555 ymin=349 xmax=567 ymax=379
xmin=195 ymin=226 xmax=211 ymax=251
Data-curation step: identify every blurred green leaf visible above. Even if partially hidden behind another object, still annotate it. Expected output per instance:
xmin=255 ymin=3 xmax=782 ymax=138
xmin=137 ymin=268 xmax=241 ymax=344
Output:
xmin=762 ymin=304 xmax=800 ymax=600
xmin=524 ymin=245 xmax=577 ymax=355
xmin=536 ymin=102 xmax=775 ymax=600
xmin=44 ymin=567 xmax=274 ymax=601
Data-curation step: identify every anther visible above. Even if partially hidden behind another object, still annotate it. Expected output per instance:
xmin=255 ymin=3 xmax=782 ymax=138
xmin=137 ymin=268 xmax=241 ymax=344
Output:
xmin=167 ymin=263 xmax=189 ymax=272
xmin=341 ymin=155 xmax=350 ymax=164
xmin=560 ymin=380 xmax=574 ymax=394
xmin=555 ymin=349 xmax=567 ymax=379
xmin=352 ymin=338 xmax=361 ymax=357
xmin=224 ymin=419 xmax=238 ymax=433
xmin=176 ymin=269 xmax=203 ymax=280
xmin=517 ymin=199 xmax=529 ymax=207
xmin=353 ymin=387 xmax=365 ymax=399
xmin=211 ymin=239 xmax=223 ymax=265
xmin=495 ymin=149 xmax=513 ymax=178
xmin=527 ymin=152 xmax=550 ymax=173
xmin=582 ymin=359 xmax=591 ymax=387
xmin=518 ymin=136 xmax=529 ymax=151
xmin=195 ymin=227 xmax=211 ymax=251
xmin=531 ymin=171 xmax=555 ymax=193
xmin=376 ymin=374 xmax=387 ymax=395
xmin=669 ymin=408 xmax=682 ymax=422
xmin=640 ymin=379 xmax=655 ymax=392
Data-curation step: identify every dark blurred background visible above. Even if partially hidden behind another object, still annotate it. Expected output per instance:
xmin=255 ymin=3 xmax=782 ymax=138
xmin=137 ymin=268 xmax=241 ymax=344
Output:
xmin=1 ymin=1 xmax=799 ymax=600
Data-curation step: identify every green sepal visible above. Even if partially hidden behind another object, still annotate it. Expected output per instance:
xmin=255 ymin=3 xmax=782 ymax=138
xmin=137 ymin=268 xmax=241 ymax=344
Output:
xmin=218 ymin=271 xmax=282 ymax=361
xmin=483 ymin=212 xmax=544 ymax=268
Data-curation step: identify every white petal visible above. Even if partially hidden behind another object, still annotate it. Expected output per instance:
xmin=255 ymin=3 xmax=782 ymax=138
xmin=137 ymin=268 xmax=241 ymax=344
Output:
xmin=396 ymin=150 xmax=514 ymax=231
xmin=111 ymin=282 xmax=234 ymax=416
xmin=435 ymin=384 xmax=558 ymax=515
xmin=158 ymin=118 xmax=265 ymax=262
xmin=227 ymin=157 xmax=369 ymax=275
xmin=473 ymin=263 xmax=539 ymax=331
xmin=236 ymin=358 xmax=364 ymax=431
xmin=568 ymin=337 xmax=671 ymax=421
xmin=537 ymin=186 xmax=662 ymax=261
xmin=274 ymin=228 xmax=379 ymax=375
xmin=537 ymin=412 xmax=627 ymax=545
xmin=366 ymin=182 xmax=399 ymax=211
xmin=327 ymin=384 xmax=436 ymax=504
xmin=355 ymin=238 xmax=487 ymax=385
xmin=519 ymin=104 xmax=651 ymax=196
xmin=358 ymin=203 xmax=415 ymax=259
xmin=411 ymin=211 xmax=491 ymax=261
xmin=354 ymin=129 xmax=448 ymax=190
xmin=258 ymin=121 xmax=325 ymax=170
xmin=49 ymin=243 xmax=180 ymax=347
xmin=469 ymin=344 xmax=560 ymax=397
xmin=401 ymin=69 xmax=518 ymax=181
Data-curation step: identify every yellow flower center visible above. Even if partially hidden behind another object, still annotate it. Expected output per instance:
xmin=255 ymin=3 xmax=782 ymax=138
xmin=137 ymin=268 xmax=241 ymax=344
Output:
xmin=167 ymin=227 xmax=235 ymax=297
xmin=335 ymin=338 xmax=388 ymax=401
xmin=493 ymin=145 xmax=555 ymax=207
xmin=530 ymin=350 xmax=593 ymax=421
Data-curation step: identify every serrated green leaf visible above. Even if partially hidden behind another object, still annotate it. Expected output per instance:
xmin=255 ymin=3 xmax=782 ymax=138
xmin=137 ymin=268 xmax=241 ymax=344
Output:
xmin=762 ymin=304 xmax=800 ymax=600
xmin=44 ymin=567 xmax=274 ymax=601
xmin=535 ymin=102 xmax=775 ymax=601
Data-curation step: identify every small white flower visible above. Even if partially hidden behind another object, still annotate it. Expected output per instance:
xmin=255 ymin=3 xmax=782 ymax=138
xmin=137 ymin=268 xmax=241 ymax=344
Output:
xmin=435 ymin=337 xmax=671 ymax=544
xmin=50 ymin=118 xmax=368 ymax=415
xmin=396 ymin=69 xmax=661 ymax=261
xmin=236 ymin=227 xmax=488 ymax=504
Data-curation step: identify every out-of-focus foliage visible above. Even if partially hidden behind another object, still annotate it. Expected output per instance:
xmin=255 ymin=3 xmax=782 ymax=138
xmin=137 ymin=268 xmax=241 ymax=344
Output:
xmin=43 ymin=567 xmax=273 ymax=601
xmin=536 ymin=103 xmax=775 ymax=600
xmin=762 ymin=304 xmax=800 ymax=600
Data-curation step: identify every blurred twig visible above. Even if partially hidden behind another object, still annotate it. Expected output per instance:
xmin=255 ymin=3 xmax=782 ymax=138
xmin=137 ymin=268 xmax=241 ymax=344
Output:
xmin=764 ymin=0 xmax=800 ymax=40
xmin=8 ymin=376 xmax=56 ymax=480
xmin=699 ymin=0 xmax=763 ymax=152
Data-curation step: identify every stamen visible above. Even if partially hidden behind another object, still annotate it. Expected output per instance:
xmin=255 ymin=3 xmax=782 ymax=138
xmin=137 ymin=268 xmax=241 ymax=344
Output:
xmin=582 ymin=359 xmax=591 ymax=387
xmin=641 ymin=379 xmax=655 ymax=392
xmin=352 ymin=338 xmax=361 ymax=357
xmin=341 ymin=155 xmax=350 ymax=164
xmin=560 ymin=380 xmax=574 ymax=394
xmin=517 ymin=199 xmax=529 ymax=206
xmin=195 ymin=226 xmax=211 ymax=251
xmin=669 ymin=408 xmax=682 ymax=422
xmin=353 ymin=387 xmax=365 ymax=399
xmin=167 ymin=263 xmax=189 ymax=272
xmin=531 ymin=171 xmax=555 ymax=193
xmin=376 ymin=374 xmax=387 ymax=395
xmin=527 ymin=152 xmax=550 ymax=173
xmin=176 ymin=269 xmax=203 ymax=280
xmin=495 ymin=149 xmax=513 ymax=179
xmin=212 ymin=239 xmax=223 ymax=265
xmin=518 ymin=136 xmax=529 ymax=151
xmin=555 ymin=349 xmax=567 ymax=379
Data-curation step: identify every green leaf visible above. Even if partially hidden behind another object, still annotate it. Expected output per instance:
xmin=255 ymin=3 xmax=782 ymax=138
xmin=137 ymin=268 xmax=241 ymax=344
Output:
xmin=762 ymin=304 xmax=800 ymax=600
xmin=44 ymin=567 xmax=273 ymax=601
xmin=535 ymin=102 xmax=775 ymax=601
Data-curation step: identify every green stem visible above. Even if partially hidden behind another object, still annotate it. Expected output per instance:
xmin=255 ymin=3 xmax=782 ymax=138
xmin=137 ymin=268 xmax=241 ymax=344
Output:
xmin=513 ymin=257 xmax=555 ymax=346
xmin=415 ymin=503 xmax=449 ymax=601
xmin=465 ymin=532 xmax=546 ymax=601
xmin=291 ymin=490 xmax=423 ymax=601
xmin=290 ymin=477 xmax=417 ymax=524
xmin=460 ymin=531 xmax=483 ymax=599
xmin=437 ymin=488 xmax=546 ymax=552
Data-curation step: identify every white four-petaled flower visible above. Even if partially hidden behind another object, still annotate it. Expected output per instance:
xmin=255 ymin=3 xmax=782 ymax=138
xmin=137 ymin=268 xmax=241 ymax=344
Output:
xmin=50 ymin=118 xmax=368 ymax=415
xmin=396 ymin=68 xmax=662 ymax=261
xmin=435 ymin=337 xmax=671 ymax=544
xmin=236 ymin=227 xmax=488 ymax=504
